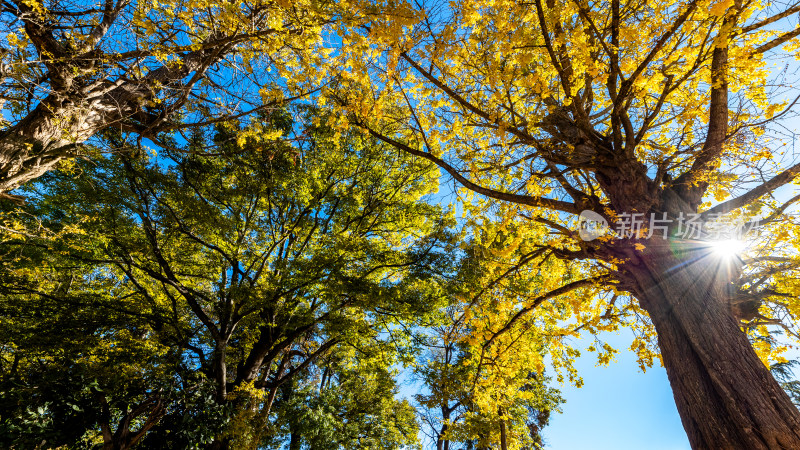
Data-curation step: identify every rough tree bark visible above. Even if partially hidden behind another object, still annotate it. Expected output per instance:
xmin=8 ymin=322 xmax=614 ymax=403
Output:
xmin=621 ymin=238 xmax=800 ymax=449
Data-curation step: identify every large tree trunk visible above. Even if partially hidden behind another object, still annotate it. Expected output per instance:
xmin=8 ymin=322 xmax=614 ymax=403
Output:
xmin=0 ymin=33 xmax=219 ymax=194
xmin=0 ymin=100 xmax=94 ymax=193
xmin=623 ymin=239 xmax=800 ymax=449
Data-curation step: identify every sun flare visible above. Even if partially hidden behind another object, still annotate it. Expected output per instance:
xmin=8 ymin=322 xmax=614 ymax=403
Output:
xmin=708 ymin=238 xmax=748 ymax=259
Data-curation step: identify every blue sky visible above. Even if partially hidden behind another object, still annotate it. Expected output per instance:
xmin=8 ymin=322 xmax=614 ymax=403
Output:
xmin=543 ymin=329 xmax=689 ymax=450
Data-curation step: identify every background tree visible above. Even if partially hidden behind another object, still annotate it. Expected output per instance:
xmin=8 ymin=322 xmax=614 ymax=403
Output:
xmin=331 ymin=0 xmax=800 ymax=447
xmin=416 ymin=322 xmax=560 ymax=450
xmin=771 ymin=359 xmax=800 ymax=409
xmin=271 ymin=346 xmax=420 ymax=450
xmin=0 ymin=108 xmax=451 ymax=448
xmin=415 ymin=241 xmax=563 ymax=450
xmin=0 ymin=273 xmax=188 ymax=449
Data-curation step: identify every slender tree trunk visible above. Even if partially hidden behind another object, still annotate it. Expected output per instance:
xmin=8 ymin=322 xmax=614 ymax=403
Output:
xmin=436 ymin=422 xmax=449 ymax=450
xmin=208 ymin=341 xmax=230 ymax=450
xmin=498 ymin=406 xmax=508 ymax=450
xmin=623 ymin=239 xmax=800 ymax=449
xmin=289 ymin=431 xmax=302 ymax=450
xmin=213 ymin=341 xmax=228 ymax=404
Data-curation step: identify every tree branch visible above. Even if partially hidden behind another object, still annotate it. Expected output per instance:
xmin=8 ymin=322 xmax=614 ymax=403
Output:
xmin=702 ymin=161 xmax=800 ymax=216
xmin=360 ymin=124 xmax=581 ymax=214
xmin=482 ymin=276 xmax=608 ymax=349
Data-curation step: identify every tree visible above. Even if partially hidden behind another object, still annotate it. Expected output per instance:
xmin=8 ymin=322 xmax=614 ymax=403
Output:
xmin=1 ymin=108 xmax=451 ymax=447
xmin=332 ymin=0 xmax=800 ymax=447
xmin=0 ymin=222 xmax=200 ymax=449
xmin=271 ymin=346 xmax=420 ymax=450
xmin=771 ymin=359 xmax=800 ymax=409
xmin=416 ymin=321 xmax=561 ymax=450
xmin=0 ymin=0 xmax=349 ymax=194
xmin=415 ymin=241 xmax=563 ymax=450
xmin=0 ymin=294 xmax=179 ymax=449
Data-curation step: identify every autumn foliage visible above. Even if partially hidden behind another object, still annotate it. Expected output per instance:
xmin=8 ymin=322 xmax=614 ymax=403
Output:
xmin=3 ymin=0 xmax=800 ymax=448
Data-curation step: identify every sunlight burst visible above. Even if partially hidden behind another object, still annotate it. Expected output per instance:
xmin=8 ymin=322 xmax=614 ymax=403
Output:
xmin=708 ymin=238 xmax=748 ymax=259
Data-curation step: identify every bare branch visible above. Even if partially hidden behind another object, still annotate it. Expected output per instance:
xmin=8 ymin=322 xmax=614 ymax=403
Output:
xmin=482 ymin=276 xmax=609 ymax=349
xmin=359 ymin=123 xmax=582 ymax=214
xmin=703 ymin=161 xmax=800 ymax=216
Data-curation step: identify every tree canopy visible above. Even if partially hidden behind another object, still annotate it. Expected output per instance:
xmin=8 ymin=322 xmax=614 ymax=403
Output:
xmin=0 ymin=108 xmax=460 ymax=448
xmin=3 ymin=0 xmax=800 ymax=448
